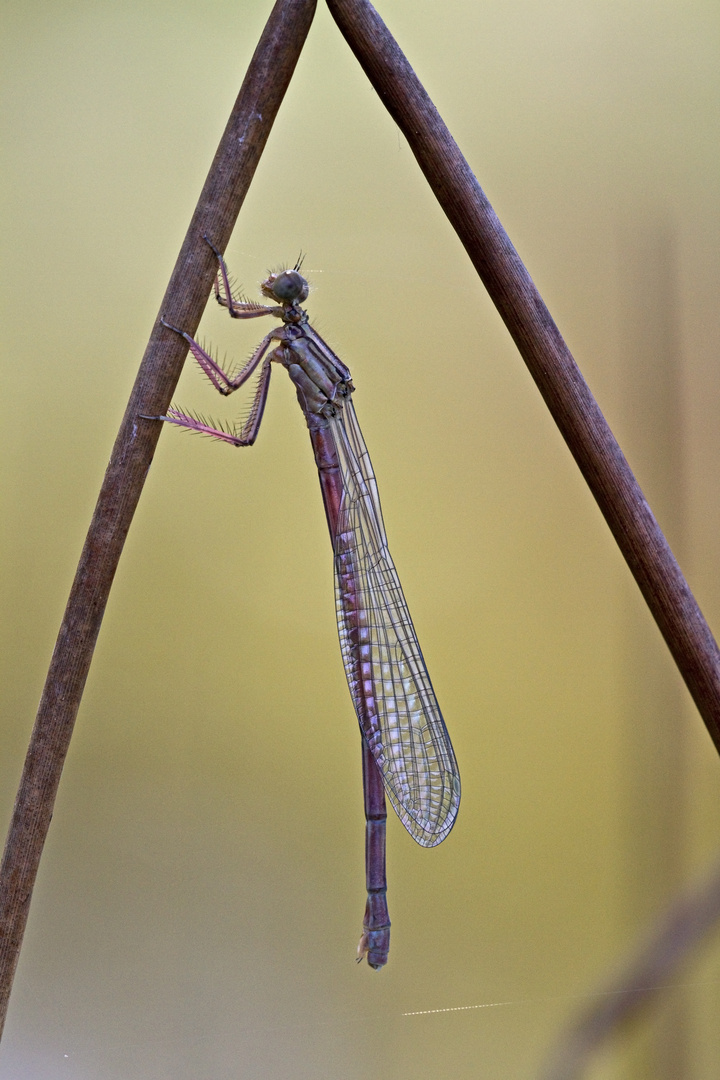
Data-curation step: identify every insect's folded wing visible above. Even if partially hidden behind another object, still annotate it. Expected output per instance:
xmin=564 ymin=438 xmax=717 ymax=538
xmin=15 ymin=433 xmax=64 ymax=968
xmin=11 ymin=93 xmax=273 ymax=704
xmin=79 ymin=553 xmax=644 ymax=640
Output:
xmin=329 ymin=401 xmax=460 ymax=847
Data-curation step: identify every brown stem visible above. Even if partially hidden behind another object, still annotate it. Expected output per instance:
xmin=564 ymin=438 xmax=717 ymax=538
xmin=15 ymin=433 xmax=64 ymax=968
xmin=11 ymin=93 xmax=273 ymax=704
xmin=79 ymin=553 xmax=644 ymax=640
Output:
xmin=539 ymin=852 xmax=720 ymax=1080
xmin=325 ymin=0 xmax=720 ymax=751
xmin=0 ymin=0 xmax=316 ymax=1039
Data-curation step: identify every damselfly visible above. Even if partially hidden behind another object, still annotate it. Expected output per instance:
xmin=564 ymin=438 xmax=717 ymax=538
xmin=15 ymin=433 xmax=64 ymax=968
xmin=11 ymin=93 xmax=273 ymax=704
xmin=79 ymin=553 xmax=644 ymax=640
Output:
xmin=157 ymin=240 xmax=461 ymax=968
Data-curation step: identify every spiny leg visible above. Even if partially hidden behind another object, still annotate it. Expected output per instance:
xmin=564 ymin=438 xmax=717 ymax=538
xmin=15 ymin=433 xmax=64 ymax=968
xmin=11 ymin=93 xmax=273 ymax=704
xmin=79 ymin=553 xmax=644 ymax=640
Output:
xmin=160 ymin=317 xmax=278 ymax=394
xmin=158 ymin=319 xmax=279 ymax=446
xmin=204 ymin=237 xmax=276 ymax=321
xmin=163 ymin=357 xmax=274 ymax=447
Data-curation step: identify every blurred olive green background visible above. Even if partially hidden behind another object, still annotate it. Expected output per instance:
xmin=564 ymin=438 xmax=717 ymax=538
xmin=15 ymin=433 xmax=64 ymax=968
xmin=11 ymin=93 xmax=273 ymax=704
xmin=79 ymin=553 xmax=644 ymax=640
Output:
xmin=2 ymin=1 xmax=720 ymax=1077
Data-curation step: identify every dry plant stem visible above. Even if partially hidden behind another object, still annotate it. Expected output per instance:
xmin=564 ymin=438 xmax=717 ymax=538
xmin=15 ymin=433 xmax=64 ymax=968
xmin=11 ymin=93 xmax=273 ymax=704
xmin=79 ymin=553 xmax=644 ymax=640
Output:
xmin=326 ymin=0 xmax=720 ymax=751
xmin=0 ymin=0 xmax=316 ymax=1039
xmin=539 ymin=852 xmax=720 ymax=1080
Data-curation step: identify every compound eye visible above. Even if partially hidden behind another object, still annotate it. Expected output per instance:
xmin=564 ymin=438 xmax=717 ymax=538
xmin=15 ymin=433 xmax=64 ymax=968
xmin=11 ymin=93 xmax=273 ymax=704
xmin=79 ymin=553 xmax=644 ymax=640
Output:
xmin=271 ymin=270 xmax=309 ymax=303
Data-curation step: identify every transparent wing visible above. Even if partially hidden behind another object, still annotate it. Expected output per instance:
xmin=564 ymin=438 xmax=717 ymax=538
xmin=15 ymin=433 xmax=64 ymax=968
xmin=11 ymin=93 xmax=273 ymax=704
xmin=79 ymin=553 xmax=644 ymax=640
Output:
xmin=328 ymin=397 xmax=460 ymax=847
